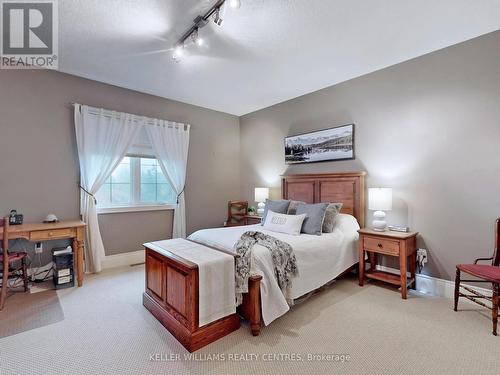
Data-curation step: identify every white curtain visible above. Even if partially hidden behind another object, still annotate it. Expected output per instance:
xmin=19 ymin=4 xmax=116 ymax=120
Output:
xmin=74 ymin=105 xmax=142 ymax=273
xmin=145 ymin=120 xmax=190 ymax=238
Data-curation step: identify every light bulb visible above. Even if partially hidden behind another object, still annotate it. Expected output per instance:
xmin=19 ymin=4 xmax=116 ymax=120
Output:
xmin=173 ymin=44 xmax=184 ymax=60
xmin=229 ymin=0 xmax=241 ymax=9
xmin=196 ymin=37 xmax=204 ymax=46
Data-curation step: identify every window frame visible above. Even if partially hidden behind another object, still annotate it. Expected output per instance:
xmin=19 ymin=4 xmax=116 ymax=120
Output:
xmin=96 ymin=155 xmax=177 ymax=214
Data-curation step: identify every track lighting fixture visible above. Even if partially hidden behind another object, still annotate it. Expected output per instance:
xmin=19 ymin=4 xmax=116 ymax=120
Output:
xmin=171 ymin=0 xmax=241 ymax=61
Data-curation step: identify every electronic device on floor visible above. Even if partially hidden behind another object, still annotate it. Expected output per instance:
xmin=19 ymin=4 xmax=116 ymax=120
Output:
xmin=52 ymin=246 xmax=74 ymax=289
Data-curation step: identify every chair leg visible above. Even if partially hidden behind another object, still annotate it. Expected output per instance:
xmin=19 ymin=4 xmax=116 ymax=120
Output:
xmin=454 ymin=268 xmax=460 ymax=311
xmin=493 ymin=283 xmax=499 ymax=336
xmin=22 ymin=257 xmax=29 ymax=292
xmin=0 ymin=260 xmax=8 ymax=311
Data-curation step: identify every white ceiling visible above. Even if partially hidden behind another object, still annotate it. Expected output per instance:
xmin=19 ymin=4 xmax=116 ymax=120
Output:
xmin=60 ymin=0 xmax=500 ymax=116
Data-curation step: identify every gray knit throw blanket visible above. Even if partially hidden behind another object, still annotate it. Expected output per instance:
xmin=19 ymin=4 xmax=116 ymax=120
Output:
xmin=234 ymin=231 xmax=299 ymax=305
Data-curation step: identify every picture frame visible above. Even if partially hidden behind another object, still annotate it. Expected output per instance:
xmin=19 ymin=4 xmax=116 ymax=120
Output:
xmin=284 ymin=123 xmax=355 ymax=164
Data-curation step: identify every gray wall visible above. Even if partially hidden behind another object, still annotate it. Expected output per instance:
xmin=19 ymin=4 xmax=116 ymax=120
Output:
xmin=240 ymin=31 xmax=500 ymax=281
xmin=0 ymin=69 xmax=240 ymax=257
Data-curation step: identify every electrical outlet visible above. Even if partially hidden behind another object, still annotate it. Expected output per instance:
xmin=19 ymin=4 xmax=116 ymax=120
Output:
xmin=35 ymin=242 xmax=43 ymax=254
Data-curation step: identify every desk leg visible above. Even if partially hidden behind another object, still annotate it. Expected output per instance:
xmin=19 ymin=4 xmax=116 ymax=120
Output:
xmin=400 ymin=242 xmax=407 ymax=299
xmin=74 ymin=227 xmax=85 ymax=287
xmin=358 ymin=241 xmax=365 ymax=286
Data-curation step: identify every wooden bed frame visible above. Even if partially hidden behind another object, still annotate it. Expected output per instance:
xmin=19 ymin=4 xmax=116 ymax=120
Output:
xmin=143 ymin=172 xmax=365 ymax=350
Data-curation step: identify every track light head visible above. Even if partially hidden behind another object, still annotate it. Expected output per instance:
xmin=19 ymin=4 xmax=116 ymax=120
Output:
xmin=213 ymin=7 xmax=223 ymax=26
xmin=191 ymin=28 xmax=204 ymax=47
xmin=172 ymin=44 xmax=184 ymax=61
xmin=229 ymin=0 xmax=241 ymax=9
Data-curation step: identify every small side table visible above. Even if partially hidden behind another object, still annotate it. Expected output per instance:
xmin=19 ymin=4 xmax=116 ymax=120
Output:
xmin=358 ymin=228 xmax=419 ymax=299
xmin=244 ymin=215 xmax=262 ymax=225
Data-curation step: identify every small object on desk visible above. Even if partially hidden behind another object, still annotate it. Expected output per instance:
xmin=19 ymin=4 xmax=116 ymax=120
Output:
xmin=43 ymin=214 xmax=59 ymax=223
xmin=358 ymin=228 xmax=418 ymax=299
xmin=244 ymin=215 xmax=262 ymax=225
xmin=388 ymin=225 xmax=410 ymax=233
xmin=368 ymin=188 xmax=392 ymax=231
xmin=254 ymin=187 xmax=269 ymax=216
xmin=9 ymin=209 xmax=23 ymax=225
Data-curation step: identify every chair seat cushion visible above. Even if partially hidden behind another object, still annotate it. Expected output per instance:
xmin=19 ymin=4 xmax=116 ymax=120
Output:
xmin=0 ymin=252 xmax=27 ymax=262
xmin=457 ymin=264 xmax=500 ymax=282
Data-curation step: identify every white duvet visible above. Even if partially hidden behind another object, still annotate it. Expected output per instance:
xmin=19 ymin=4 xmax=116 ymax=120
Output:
xmin=187 ymin=213 xmax=360 ymax=325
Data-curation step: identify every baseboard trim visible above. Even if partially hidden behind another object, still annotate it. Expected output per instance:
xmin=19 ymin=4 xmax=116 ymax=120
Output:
xmin=102 ymin=250 xmax=144 ymax=270
xmin=376 ymin=265 xmax=492 ymax=300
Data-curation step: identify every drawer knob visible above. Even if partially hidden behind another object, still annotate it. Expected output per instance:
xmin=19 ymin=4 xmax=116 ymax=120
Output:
xmin=49 ymin=232 xmax=54 ymax=236
xmin=378 ymin=243 xmax=383 ymax=248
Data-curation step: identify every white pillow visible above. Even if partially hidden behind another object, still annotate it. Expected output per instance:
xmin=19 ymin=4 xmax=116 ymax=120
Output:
xmin=263 ymin=210 xmax=307 ymax=236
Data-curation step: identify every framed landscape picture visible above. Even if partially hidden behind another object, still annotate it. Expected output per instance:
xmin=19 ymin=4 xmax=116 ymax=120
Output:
xmin=284 ymin=124 xmax=355 ymax=164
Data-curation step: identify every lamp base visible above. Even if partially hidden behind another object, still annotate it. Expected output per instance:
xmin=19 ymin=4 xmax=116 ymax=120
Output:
xmin=372 ymin=210 xmax=387 ymax=231
xmin=257 ymin=202 xmax=265 ymax=216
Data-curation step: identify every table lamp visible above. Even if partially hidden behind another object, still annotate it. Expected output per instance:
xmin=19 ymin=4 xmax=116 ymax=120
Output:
xmin=368 ymin=187 xmax=392 ymax=231
xmin=254 ymin=187 xmax=269 ymax=216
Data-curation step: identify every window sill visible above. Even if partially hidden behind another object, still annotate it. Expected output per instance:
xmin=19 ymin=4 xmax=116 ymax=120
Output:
xmin=97 ymin=204 xmax=177 ymax=215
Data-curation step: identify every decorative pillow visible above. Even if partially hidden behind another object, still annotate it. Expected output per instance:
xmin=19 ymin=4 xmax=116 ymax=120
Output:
xmin=287 ymin=200 xmax=305 ymax=215
xmin=261 ymin=199 xmax=291 ymax=225
xmin=263 ymin=210 xmax=306 ymax=236
xmin=295 ymin=202 xmax=329 ymax=235
xmin=322 ymin=203 xmax=343 ymax=233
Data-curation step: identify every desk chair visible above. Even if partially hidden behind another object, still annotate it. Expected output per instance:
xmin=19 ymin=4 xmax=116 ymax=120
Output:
xmin=0 ymin=217 xmax=29 ymax=310
xmin=454 ymin=218 xmax=500 ymax=335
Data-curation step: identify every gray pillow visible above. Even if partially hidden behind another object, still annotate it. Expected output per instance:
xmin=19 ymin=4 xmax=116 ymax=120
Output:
xmin=287 ymin=200 xmax=305 ymax=215
xmin=322 ymin=203 xmax=343 ymax=233
xmin=261 ymin=199 xmax=291 ymax=225
xmin=295 ymin=203 xmax=329 ymax=235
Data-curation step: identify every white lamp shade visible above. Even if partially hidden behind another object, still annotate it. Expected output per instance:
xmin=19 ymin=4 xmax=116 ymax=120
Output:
xmin=254 ymin=187 xmax=269 ymax=203
xmin=368 ymin=188 xmax=392 ymax=211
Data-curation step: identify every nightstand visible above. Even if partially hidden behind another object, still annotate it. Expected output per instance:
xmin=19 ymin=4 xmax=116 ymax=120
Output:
xmin=358 ymin=228 xmax=418 ymax=299
xmin=244 ymin=215 xmax=262 ymax=225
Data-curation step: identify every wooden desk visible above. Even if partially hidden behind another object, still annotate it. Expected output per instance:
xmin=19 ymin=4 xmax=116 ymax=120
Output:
xmin=358 ymin=228 xmax=418 ymax=299
xmin=0 ymin=221 xmax=86 ymax=287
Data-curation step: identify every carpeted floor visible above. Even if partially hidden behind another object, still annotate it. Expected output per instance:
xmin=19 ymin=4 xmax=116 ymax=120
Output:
xmin=0 ymin=265 xmax=497 ymax=375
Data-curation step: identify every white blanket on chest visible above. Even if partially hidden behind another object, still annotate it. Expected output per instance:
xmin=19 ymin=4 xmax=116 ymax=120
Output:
xmin=147 ymin=238 xmax=236 ymax=327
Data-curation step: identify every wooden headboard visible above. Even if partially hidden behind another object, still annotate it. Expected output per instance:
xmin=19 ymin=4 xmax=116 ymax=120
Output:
xmin=281 ymin=172 xmax=366 ymax=227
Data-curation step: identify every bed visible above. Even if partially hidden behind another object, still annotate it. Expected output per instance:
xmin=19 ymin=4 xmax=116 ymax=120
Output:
xmin=143 ymin=172 xmax=366 ymax=345
xmin=191 ymin=172 xmax=365 ymax=335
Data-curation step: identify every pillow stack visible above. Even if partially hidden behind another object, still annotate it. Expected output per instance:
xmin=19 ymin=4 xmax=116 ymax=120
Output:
xmin=261 ymin=199 xmax=343 ymax=236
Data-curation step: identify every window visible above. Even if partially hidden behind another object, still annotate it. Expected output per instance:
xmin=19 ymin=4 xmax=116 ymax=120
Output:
xmin=96 ymin=156 xmax=176 ymax=210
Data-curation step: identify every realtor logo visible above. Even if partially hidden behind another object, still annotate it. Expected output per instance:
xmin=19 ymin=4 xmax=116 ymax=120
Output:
xmin=1 ymin=0 xmax=58 ymax=69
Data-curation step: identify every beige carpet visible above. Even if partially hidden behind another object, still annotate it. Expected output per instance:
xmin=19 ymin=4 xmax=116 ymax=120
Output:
xmin=0 ymin=288 xmax=64 ymax=338
xmin=0 ymin=265 xmax=497 ymax=375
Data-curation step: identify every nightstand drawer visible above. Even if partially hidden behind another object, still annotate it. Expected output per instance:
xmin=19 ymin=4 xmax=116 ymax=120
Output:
xmin=363 ymin=236 xmax=400 ymax=256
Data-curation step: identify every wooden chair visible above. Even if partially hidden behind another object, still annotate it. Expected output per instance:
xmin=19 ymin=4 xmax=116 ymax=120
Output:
xmin=0 ymin=217 xmax=29 ymax=310
xmin=454 ymin=218 xmax=500 ymax=335
xmin=225 ymin=201 xmax=248 ymax=227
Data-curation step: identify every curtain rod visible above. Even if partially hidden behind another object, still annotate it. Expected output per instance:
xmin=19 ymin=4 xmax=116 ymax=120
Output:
xmin=70 ymin=103 xmax=191 ymax=130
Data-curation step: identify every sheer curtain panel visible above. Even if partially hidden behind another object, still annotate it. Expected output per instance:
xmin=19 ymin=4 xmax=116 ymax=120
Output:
xmin=145 ymin=120 xmax=190 ymax=238
xmin=74 ymin=104 xmax=143 ymax=272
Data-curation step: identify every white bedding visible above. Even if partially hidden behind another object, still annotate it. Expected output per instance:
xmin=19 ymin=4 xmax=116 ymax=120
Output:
xmin=187 ymin=213 xmax=360 ymax=325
